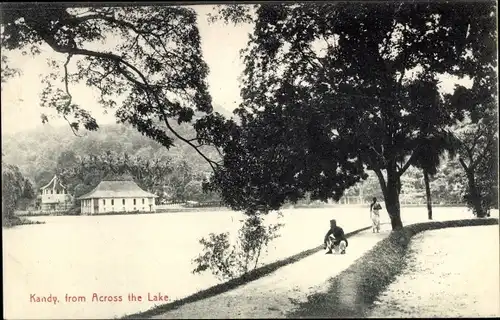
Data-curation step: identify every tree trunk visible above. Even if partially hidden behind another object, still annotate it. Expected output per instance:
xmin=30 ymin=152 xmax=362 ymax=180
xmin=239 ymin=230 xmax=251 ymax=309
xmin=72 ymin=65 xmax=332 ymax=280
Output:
xmin=384 ymin=182 xmax=404 ymax=230
xmin=467 ymin=172 xmax=485 ymax=217
xmin=382 ymin=166 xmax=404 ymax=230
xmin=423 ymin=168 xmax=433 ymax=220
xmin=459 ymin=158 xmax=485 ymax=217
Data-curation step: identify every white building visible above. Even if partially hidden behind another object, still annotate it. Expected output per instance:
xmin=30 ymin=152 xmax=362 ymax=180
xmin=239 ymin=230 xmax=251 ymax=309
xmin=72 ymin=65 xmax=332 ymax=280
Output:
xmin=39 ymin=175 xmax=72 ymax=211
xmin=78 ymin=180 xmax=158 ymax=214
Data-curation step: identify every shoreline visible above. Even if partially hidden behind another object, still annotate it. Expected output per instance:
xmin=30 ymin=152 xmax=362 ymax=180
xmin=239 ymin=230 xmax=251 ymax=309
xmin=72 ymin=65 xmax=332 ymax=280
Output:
xmin=13 ymin=203 xmax=482 ymax=218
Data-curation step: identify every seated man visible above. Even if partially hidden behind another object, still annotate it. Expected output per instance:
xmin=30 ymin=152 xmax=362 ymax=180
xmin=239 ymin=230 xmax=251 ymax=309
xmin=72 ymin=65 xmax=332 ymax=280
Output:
xmin=323 ymin=219 xmax=348 ymax=254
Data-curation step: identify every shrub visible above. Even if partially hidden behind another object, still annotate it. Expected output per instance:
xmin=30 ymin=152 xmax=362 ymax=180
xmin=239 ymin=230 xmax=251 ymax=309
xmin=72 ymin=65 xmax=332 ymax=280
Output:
xmin=123 ymin=225 xmax=371 ymax=319
xmin=67 ymin=206 xmax=81 ymax=215
xmin=192 ymin=212 xmax=284 ymax=281
xmin=2 ymin=216 xmax=45 ymax=228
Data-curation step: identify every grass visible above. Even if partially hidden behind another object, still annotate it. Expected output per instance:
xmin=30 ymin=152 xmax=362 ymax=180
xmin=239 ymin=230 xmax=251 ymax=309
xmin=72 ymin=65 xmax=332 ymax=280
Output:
xmin=286 ymin=217 xmax=499 ymax=318
xmin=120 ymin=225 xmax=373 ymax=319
xmin=2 ymin=215 xmax=45 ymax=228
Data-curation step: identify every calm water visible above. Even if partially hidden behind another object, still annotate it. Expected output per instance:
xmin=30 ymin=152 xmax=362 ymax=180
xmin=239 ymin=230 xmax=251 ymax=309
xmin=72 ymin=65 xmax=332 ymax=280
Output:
xmin=3 ymin=206 xmax=491 ymax=319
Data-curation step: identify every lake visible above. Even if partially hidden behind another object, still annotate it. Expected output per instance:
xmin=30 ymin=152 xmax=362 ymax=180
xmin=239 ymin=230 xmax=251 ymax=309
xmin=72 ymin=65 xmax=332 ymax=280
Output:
xmin=3 ymin=206 xmax=492 ymax=319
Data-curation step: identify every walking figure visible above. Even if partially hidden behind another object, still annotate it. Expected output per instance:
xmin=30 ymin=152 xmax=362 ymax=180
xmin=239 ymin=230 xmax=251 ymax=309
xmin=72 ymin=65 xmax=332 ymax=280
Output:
xmin=370 ymin=197 xmax=382 ymax=233
xmin=323 ymin=219 xmax=348 ymax=254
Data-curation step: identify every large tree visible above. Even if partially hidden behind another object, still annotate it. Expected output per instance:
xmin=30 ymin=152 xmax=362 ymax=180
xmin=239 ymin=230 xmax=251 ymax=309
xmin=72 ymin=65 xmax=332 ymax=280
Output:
xmin=1 ymin=3 xmax=224 ymax=170
xmin=453 ymin=107 xmax=498 ymax=216
xmin=2 ymin=161 xmax=35 ymax=221
xmin=444 ymin=0 xmax=498 ymax=217
xmin=205 ymin=2 xmax=497 ymax=229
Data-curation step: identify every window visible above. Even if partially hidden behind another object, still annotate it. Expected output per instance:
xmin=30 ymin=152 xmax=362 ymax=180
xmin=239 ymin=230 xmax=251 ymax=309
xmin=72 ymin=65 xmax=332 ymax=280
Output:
xmin=56 ymin=190 xmax=59 ymax=194
xmin=133 ymin=199 xmax=136 ymax=205
xmin=103 ymin=199 xmax=106 ymax=205
xmin=122 ymin=199 xmax=125 ymax=205
xmin=142 ymin=198 xmax=145 ymax=204
xmin=111 ymin=199 xmax=114 ymax=205
xmin=50 ymin=190 xmax=53 ymax=194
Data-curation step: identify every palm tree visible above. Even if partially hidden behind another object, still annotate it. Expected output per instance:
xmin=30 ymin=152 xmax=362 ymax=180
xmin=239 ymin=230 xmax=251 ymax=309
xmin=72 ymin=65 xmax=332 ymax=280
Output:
xmin=412 ymin=131 xmax=459 ymax=220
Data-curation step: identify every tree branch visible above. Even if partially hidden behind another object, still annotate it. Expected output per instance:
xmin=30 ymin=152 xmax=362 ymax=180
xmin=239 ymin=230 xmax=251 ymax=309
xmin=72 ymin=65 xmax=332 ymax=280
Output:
xmin=214 ymin=145 xmax=224 ymax=160
xmin=62 ymin=54 xmax=85 ymax=137
xmin=459 ymin=157 xmax=470 ymax=172
xmin=28 ymin=22 xmax=220 ymax=173
xmin=373 ymin=168 xmax=387 ymax=196
xmin=467 ymin=125 xmax=486 ymax=155
xmin=471 ymin=139 xmax=493 ymax=171
xmin=398 ymin=148 xmax=419 ymax=177
xmin=362 ymin=132 xmax=387 ymax=168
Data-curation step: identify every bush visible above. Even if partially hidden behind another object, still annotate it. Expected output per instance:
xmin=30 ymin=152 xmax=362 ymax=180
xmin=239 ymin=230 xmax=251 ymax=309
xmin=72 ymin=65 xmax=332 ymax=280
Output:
xmin=287 ymin=217 xmax=499 ymax=318
xmin=2 ymin=216 xmax=45 ymax=228
xmin=67 ymin=206 xmax=81 ymax=215
xmin=192 ymin=212 xmax=284 ymax=281
xmin=123 ymin=224 xmax=372 ymax=319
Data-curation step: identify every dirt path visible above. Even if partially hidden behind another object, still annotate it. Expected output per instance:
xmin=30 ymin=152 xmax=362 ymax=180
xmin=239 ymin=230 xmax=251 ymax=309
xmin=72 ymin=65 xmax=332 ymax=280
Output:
xmin=369 ymin=225 xmax=500 ymax=318
xmin=148 ymin=228 xmax=390 ymax=319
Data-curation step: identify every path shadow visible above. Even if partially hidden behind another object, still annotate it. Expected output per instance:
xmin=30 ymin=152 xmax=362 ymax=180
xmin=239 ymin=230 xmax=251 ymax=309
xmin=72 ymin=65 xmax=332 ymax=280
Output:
xmin=285 ymin=218 xmax=499 ymax=319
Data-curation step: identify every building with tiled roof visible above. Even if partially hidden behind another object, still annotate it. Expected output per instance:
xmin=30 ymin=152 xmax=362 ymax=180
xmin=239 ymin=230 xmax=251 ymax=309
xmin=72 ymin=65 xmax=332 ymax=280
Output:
xmin=78 ymin=179 xmax=158 ymax=214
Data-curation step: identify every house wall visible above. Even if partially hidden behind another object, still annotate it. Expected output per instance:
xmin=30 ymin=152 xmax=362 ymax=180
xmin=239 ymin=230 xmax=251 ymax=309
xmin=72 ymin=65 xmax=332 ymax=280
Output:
xmin=41 ymin=201 xmax=72 ymax=212
xmin=41 ymin=187 xmax=69 ymax=203
xmin=40 ymin=194 xmax=70 ymax=204
xmin=40 ymin=186 xmax=72 ymax=211
xmin=80 ymin=199 xmax=94 ymax=214
xmin=81 ymin=197 xmax=156 ymax=214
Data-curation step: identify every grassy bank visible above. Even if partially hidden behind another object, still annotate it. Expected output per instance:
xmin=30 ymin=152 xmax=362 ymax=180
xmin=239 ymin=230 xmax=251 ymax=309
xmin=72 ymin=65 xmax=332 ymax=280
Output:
xmin=368 ymin=225 xmax=499 ymax=318
xmin=287 ymin=217 xmax=499 ymax=318
xmin=121 ymin=225 xmax=373 ymax=319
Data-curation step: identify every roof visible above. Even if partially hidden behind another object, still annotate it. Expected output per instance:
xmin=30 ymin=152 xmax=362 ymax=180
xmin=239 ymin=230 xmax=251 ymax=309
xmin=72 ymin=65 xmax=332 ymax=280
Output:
xmin=78 ymin=180 xmax=158 ymax=200
xmin=40 ymin=175 xmax=66 ymax=190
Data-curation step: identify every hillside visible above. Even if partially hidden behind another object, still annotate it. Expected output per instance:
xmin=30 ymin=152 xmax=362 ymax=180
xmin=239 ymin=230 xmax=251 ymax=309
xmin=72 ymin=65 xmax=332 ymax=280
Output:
xmin=2 ymin=115 xmax=223 ymax=187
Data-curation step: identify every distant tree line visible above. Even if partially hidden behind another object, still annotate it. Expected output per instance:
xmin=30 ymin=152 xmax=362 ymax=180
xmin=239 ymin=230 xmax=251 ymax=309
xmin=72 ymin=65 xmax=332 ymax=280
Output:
xmin=53 ymin=150 xmax=221 ymax=212
xmin=2 ymin=160 xmax=36 ymax=225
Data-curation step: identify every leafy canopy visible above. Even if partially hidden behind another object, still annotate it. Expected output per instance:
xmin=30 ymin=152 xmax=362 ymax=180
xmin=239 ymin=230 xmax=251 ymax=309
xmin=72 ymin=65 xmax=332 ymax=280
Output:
xmin=205 ymin=2 xmax=497 ymax=213
xmin=1 ymin=3 xmax=230 ymax=170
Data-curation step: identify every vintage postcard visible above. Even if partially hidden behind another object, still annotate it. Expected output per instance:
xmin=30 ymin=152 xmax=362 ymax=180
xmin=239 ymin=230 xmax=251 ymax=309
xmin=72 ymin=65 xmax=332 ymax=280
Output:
xmin=2 ymin=1 xmax=499 ymax=319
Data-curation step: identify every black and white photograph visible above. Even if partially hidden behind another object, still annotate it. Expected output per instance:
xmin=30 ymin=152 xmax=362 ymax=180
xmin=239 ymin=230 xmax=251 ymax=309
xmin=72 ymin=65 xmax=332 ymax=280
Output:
xmin=1 ymin=1 xmax=499 ymax=319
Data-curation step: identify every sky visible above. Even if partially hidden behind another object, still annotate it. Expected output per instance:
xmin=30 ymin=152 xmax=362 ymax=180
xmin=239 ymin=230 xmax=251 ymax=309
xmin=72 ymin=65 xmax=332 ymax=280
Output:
xmin=0 ymin=5 xmax=253 ymax=135
xmin=0 ymin=4 xmax=473 ymax=135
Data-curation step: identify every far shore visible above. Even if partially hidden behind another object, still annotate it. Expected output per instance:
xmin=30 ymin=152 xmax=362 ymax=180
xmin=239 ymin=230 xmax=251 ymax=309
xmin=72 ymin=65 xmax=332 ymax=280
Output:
xmin=13 ymin=203 xmax=477 ymax=218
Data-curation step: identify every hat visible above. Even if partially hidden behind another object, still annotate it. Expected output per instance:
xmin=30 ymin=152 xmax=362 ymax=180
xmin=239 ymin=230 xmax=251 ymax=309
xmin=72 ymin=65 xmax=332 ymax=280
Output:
xmin=330 ymin=219 xmax=337 ymax=224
